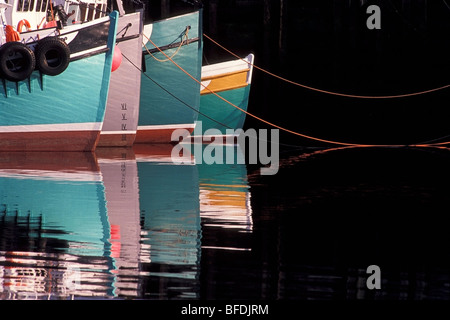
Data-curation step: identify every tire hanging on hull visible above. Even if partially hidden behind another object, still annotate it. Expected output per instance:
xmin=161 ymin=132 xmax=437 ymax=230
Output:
xmin=0 ymin=42 xmax=36 ymax=82
xmin=35 ymin=37 xmax=71 ymax=76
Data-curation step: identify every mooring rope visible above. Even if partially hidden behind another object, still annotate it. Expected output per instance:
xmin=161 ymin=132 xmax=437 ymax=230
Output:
xmin=203 ymin=33 xmax=450 ymax=100
xmin=140 ymin=33 xmax=450 ymax=148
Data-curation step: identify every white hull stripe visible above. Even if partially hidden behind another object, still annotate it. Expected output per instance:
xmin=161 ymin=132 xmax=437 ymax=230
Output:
xmin=70 ymin=45 xmax=108 ymax=59
xmin=0 ymin=122 xmax=102 ymax=133
xmin=138 ymin=123 xmax=196 ymax=130
xmin=0 ymin=170 xmax=102 ymax=182
xmin=136 ymin=156 xmax=195 ymax=165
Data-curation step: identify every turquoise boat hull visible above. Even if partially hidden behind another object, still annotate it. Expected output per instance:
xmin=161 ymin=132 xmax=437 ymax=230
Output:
xmin=136 ymin=10 xmax=203 ymax=144
xmin=197 ymin=86 xmax=251 ymax=137
xmin=0 ymin=12 xmax=118 ymax=151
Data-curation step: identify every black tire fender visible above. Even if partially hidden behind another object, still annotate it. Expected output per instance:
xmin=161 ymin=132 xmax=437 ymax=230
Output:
xmin=0 ymin=42 xmax=36 ymax=82
xmin=35 ymin=37 xmax=71 ymax=76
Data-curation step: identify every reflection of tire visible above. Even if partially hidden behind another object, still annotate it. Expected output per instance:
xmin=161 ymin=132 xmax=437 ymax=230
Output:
xmin=0 ymin=42 xmax=36 ymax=82
xmin=35 ymin=38 xmax=70 ymax=76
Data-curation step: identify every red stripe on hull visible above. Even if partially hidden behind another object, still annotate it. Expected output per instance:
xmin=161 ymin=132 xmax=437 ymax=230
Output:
xmin=135 ymin=127 xmax=194 ymax=144
xmin=97 ymin=133 xmax=136 ymax=147
xmin=0 ymin=152 xmax=99 ymax=172
xmin=0 ymin=130 xmax=100 ymax=151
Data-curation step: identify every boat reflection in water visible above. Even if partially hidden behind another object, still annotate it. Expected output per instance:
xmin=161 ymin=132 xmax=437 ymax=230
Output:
xmin=96 ymin=148 xmax=141 ymax=298
xmin=0 ymin=150 xmax=145 ymax=299
xmin=0 ymin=144 xmax=253 ymax=299
xmin=134 ymin=144 xmax=201 ymax=299
xmin=133 ymin=144 xmax=253 ymax=299
xmin=0 ymin=152 xmax=114 ymax=299
xmin=197 ymin=145 xmax=253 ymax=250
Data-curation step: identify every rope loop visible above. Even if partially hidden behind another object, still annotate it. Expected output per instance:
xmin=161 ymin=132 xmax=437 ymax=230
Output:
xmin=144 ymin=27 xmax=189 ymax=62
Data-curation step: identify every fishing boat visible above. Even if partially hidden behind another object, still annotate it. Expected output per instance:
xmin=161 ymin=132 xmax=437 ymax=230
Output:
xmin=97 ymin=4 xmax=144 ymax=147
xmin=0 ymin=0 xmax=118 ymax=151
xmin=135 ymin=9 xmax=203 ymax=144
xmin=190 ymin=54 xmax=254 ymax=143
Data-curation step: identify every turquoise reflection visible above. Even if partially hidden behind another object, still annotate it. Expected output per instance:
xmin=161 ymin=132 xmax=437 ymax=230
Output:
xmin=0 ymin=152 xmax=114 ymax=299
xmin=0 ymin=153 xmax=109 ymax=256
xmin=135 ymin=145 xmax=201 ymax=268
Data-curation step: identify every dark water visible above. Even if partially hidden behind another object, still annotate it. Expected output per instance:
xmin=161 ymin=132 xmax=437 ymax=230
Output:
xmin=1 ymin=145 xmax=449 ymax=301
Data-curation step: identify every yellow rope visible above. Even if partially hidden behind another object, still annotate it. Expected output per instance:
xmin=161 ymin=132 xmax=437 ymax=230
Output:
xmin=144 ymin=28 xmax=189 ymax=62
xmin=203 ymin=33 xmax=450 ymax=100
xmin=142 ymin=33 xmax=450 ymax=148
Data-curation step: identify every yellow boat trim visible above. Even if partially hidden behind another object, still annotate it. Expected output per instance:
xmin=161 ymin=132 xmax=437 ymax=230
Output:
xmin=200 ymin=189 xmax=248 ymax=208
xmin=201 ymin=69 xmax=250 ymax=95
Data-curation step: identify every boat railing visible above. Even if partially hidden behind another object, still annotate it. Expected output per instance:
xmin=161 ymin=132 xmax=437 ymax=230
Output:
xmin=2 ymin=0 xmax=108 ymax=34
